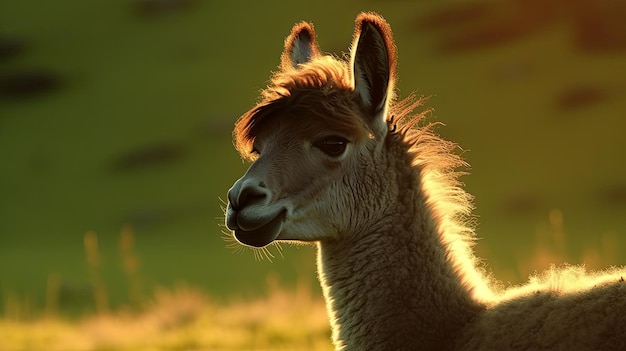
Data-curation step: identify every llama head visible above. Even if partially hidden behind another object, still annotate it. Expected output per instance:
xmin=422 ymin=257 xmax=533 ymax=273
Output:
xmin=226 ymin=13 xmax=400 ymax=247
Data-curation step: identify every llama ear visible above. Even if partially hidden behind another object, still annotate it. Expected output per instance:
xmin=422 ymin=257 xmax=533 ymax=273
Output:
xmin=280 ymin=22 xmax=320 ymax=71
xmin=351 ymin=13 xmax=397 ymax=135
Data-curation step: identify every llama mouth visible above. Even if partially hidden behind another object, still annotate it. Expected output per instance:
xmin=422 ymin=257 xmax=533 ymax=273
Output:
xmin=233 ymin=210 xmax=286 ymax=248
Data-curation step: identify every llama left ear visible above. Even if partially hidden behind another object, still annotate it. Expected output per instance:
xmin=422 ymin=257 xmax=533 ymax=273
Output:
xmin=351 ymin=13 xmax=397 ymax=136
xmin=280 ymin=22 xmax=321 ymax=71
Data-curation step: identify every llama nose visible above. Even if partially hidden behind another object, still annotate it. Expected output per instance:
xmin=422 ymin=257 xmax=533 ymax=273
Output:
xmin=228 ymin=178 xmax=269 ymax=211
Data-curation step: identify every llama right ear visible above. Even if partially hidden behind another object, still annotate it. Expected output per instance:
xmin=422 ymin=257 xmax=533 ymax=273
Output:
xmin=351 ymin=13 xmax=397 ymax=136
xmin=280 ymin=22 xmax=320 ymax=71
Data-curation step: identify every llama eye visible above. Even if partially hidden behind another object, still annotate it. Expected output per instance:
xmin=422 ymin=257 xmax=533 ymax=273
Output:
xmin=314 ymin=136 xmax=348 ymax=157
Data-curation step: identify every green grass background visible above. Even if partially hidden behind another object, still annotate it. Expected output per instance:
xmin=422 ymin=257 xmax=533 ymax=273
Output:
xmin=1 ymin=0 xmax=626 ymax=315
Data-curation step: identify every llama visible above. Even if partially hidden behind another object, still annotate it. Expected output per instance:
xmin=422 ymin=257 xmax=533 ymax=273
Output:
xmin=225 ymin=12 xmax=626 ymax=350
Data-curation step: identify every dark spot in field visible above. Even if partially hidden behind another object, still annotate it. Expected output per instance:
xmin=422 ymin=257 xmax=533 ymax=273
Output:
xmin=415 ymin=0 xmax=559 ymax=54
xmin=132 ymin=0 xmax=196 ymax=17
xmin=555 ymin=84 xmax=610 ymax=112
xmin=598 ymin=184 xmax=626 ymax=206
xmin=435 ymin=22 xmax=530 ymax=54
xmin=0 ymin=37 xmax=26 ymax=61
xmin=112 ymin=141 xmax=186 ymax=171
xmin=502 ymin=192 xmax=542 ymax=216
xmin=0 ymin=70 xmax=62 ymax=99
xmin=571 ymin=1 xmax=626 ymax=53
xmin=620 ymin=276 xmax=624 ymax=283
xmin=415 ymin=0 xmax=626 ymax=54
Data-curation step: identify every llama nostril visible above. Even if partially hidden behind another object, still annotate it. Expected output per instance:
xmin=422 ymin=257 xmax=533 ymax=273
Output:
xmin=228 ymin=177 xmax=269 ymax=211
xmin=238 ymin=184 xmax=268 ymax=208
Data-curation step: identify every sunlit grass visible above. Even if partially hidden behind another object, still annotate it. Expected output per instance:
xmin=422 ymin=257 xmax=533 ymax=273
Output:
xmin=0 ymin=282 xmax=332 ymax=351
xmin=1 ymin=228 xmax=331 ymax=351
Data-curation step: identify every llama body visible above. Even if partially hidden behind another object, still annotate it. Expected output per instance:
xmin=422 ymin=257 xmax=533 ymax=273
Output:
xmin=225 ymin=12 xmax=626 ymax=350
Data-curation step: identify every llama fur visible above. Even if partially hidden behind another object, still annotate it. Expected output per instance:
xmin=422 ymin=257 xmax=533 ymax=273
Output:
xmin=226 ymin=12 xmax=626 ymax=351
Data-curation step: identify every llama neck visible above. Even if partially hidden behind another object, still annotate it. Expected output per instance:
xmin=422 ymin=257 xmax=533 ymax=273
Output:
xmin=317 ymin=176 xmax=483 ymax=350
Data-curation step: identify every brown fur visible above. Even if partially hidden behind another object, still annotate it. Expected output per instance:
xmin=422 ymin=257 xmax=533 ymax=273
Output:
xmin=226 ymin=12 xmax=626 ymax=351
xmin=234 ymin=59 xmax=361 ymax=159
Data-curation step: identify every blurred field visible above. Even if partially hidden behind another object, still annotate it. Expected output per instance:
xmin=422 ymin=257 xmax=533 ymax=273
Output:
xmin=1 ymin=0 xmax=626 ymax=349
xmin=1 ymin=282 xmax=333 ymax=351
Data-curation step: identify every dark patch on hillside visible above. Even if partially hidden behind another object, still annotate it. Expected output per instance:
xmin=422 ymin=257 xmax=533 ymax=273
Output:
xmin=112 ymin=141 xmax=187 ymax=171
xmin=0 ymin=70 xmax=63 ymax=99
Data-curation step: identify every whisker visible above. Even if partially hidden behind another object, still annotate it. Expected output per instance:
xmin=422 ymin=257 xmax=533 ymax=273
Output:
xmin=274 ymin=241 xmax=285 ymax=259
xmin=217 ymin=196 xmax=228 ymax=214
xmin=262 ymin=246 xmax=275 ymax=262
xmin=217 ymin=196 xmax=228 ymax=207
